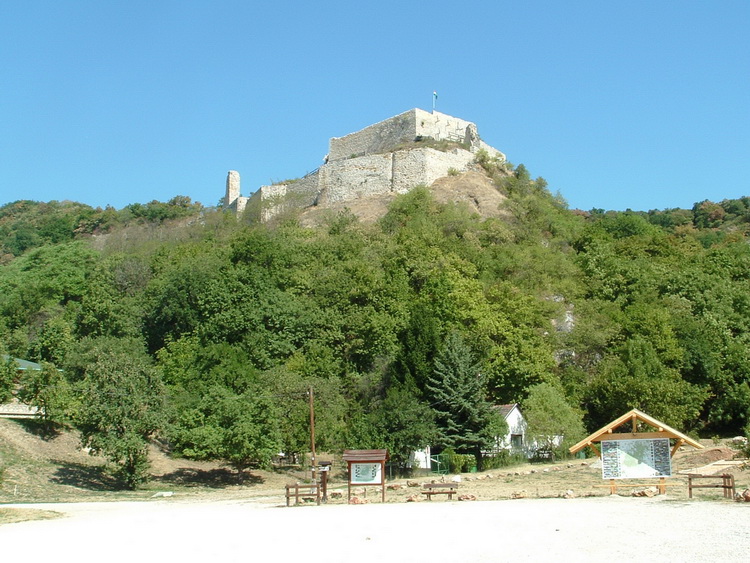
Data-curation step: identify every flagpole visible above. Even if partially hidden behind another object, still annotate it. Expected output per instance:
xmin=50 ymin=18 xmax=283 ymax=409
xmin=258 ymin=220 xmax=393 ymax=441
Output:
xmin=432 ymin=91 xmax=437 ymax=113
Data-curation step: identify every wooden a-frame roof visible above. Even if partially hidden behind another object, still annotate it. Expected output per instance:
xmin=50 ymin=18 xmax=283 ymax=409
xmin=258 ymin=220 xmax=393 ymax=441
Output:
xmin=569 ymin=408 xmax=703 ymax=456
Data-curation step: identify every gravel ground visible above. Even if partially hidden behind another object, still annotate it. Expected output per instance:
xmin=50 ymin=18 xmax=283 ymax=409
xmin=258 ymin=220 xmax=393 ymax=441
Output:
xmin=1 ymin=496 xmax=748 ymax=562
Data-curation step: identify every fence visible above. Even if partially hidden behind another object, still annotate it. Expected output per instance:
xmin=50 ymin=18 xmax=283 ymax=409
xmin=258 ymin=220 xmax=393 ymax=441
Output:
xmin=687 ymin=473 xmax=735 ymax=499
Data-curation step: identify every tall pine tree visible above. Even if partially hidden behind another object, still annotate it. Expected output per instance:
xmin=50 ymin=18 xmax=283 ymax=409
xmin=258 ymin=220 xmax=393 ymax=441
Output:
xmin=426 ymin=332 xmax=506 ymax=470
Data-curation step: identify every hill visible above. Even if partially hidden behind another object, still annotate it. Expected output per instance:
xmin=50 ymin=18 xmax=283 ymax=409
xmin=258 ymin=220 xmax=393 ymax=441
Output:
xmin=2 ymin=141 xmax=750 ymax=491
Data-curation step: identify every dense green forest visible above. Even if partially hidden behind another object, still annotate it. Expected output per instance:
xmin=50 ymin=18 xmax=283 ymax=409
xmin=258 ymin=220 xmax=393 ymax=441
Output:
xmin=2 ymin=166 xmax=750 ymax=488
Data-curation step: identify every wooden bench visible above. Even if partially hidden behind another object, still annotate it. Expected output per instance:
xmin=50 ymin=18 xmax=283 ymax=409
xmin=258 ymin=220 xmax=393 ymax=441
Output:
xmin=422 ymin=482 xmax=459 ymax=500
xmin=285 ymin=482 xmax=320 ymax=506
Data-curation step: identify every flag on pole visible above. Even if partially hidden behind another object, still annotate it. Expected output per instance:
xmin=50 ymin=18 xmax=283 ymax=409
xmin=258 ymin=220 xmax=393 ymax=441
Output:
xmin=432 ymin=91 xmax=437 ymax=112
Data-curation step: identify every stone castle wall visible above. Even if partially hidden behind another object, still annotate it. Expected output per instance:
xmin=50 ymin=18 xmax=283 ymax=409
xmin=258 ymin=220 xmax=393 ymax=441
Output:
xmin=234 ymin=109 xmax=505 ymax=221
xmin=328 ymin=109 xmax=480 ymax=162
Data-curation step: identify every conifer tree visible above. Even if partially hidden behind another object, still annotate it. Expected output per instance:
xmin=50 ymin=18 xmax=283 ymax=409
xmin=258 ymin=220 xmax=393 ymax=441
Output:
xmin=426 ymin=332 xmax=506 ymax=470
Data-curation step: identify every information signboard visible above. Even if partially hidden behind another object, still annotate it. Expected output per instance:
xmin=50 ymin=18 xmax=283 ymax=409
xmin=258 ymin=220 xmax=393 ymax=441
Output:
xmin=342 ymin=449 xmax=389 ymax=502
xmin=350 ymin=462 xmax=382 ymax=484
xmin=601 ymin=438 xmax=672 ymax=479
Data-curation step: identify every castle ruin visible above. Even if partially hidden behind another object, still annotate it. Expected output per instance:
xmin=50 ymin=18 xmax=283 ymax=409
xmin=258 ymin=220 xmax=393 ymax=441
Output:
xmin=223 ymin=108 xmax=505 ymax=220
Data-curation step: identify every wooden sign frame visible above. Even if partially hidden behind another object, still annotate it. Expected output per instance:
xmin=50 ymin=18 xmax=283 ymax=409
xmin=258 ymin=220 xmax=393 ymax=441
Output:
xmin=342 ymin=449 xmax=389 ymax=503
xmin=569 ymin=408 xmax=703 ymax=494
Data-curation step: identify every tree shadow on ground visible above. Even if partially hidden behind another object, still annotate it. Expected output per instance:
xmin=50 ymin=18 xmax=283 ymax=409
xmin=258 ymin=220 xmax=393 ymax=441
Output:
xmin=14 ymin=418 xmax=62 ymax=441
xmin=49 ymin=460 xmax=123 ymax=490
xmin=155 ymin=468 xmax=264 ymax=488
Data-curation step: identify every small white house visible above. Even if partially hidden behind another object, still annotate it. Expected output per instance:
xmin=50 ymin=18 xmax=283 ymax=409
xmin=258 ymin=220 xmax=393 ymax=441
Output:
xmin=408 ymin=446 xmax=431 ymax=470
xmin=493 ymin=403 xmax=527 ymax=453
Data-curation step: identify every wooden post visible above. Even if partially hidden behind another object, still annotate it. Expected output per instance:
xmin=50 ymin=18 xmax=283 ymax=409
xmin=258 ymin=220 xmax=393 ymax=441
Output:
xmin=670 ymin=438 xmax=685 ymax=457
xmin=609 ymin=479 xmax=616 ymax=495
xmin=658 ymin=477 xmax=666 ymax=495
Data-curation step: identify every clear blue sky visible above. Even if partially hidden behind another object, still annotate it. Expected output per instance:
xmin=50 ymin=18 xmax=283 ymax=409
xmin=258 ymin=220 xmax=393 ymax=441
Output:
xmin=2 ymin=1 xmax=748 ymax=212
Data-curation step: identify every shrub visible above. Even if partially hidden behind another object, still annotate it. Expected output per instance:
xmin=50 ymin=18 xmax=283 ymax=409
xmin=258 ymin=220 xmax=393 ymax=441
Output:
xmin=442 ymin=448 xmax=475 ymax=473
xmin=482 ymin=450 xmax=527 ymax=469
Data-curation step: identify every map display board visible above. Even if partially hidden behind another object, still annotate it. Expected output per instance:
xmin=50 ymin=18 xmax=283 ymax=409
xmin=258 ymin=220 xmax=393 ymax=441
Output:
xmin=350 ymin=462 xmax=382 ymax=484
xmin=601 ymin=438 xmax=672 ymax=479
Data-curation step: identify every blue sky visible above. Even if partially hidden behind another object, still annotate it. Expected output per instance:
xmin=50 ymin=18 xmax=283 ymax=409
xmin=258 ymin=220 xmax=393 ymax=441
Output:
xmin=2 ymin=1 xmax=748 ymax=212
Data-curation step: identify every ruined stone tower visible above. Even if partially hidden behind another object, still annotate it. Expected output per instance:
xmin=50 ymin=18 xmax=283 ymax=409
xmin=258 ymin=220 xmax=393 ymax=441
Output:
xmin=224 ymin=170 xmax=248 ymax=213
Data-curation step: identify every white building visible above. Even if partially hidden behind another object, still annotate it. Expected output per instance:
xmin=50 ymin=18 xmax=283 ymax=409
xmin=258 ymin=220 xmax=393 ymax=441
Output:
xmin=493 ymin=403 xmax=527 ymax=453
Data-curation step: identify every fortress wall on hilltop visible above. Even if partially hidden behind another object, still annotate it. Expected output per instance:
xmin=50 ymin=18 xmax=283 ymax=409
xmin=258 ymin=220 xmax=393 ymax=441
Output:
xmin=328 ymin=110 xmax=418 ymax=161
xmin=413 ymin=109 xmax=475 ymax=143
xmin=236 ymin=109 xmax=505 ymax=221
xmin=392 ymin=148 xmax=476 ymax=193
xmin=255 ymin=145 xmax=481 ymax=218
xmin=327 ymin=109 xmax=484 ymax=162
xmin=317 ymin=154 xmax=393 ymax=204
xmin=255 ymin=173 xmax=321 ymax=221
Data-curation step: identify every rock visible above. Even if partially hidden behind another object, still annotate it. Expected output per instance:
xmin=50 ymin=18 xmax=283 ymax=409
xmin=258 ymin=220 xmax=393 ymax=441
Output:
xmin=406 ymin=480 xmax=420 ymax=488
xmin=349 ymin=496 xmax=369 ymax=505
xmin=510 ymin=490 xmax=528 ymax=499
xmin=406 ymin=494 xmax=421 ymax=502
xmin=458 ymin=494 xmax=477 ymax=501
xmin=632 ymin=487 xmax=658 ymax=497
xmin=560 ymin=489 xmax=576 ymax=499
xmin=151 ymin=491 xmax=174 ymax=498
xmin=543 ymin=468 xmax=550 ymax=473
xmin=451 ymin=475 xmax=462 ymax=483
xmin=387 ymin=484 xmax=403 ymax=490
xmin=330 ymin=491 xmax=343 ymax=499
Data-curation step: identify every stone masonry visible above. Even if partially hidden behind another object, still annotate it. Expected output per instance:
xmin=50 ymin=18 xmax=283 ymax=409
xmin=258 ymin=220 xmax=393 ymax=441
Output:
xmin=224 ymin=108 xmax=505 ymax=221
xmin=223 ymin=170 xmax=249 ymax=214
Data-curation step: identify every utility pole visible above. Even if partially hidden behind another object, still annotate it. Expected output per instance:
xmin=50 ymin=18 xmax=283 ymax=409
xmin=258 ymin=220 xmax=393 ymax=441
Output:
xmin=309 ymin=386 xmax=316 ymax=484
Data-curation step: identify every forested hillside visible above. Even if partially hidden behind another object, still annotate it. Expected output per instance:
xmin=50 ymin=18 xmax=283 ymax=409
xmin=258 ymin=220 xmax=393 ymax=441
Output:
xmin=2 ymin=164 xmax=750 ymax=488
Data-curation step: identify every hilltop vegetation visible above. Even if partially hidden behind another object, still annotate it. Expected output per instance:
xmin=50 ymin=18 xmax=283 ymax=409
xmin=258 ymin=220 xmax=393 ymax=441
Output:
xmin=2 ymin=165 xmax=750 ymax=488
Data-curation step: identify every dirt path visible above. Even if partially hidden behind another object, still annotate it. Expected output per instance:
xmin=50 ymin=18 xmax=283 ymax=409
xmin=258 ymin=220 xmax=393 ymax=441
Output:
xmin=1 ymin=496 xmax=748 ymax=562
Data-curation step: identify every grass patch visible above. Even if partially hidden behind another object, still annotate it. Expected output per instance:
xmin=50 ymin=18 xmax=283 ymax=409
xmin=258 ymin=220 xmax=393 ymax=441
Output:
xmin=0 ymin=508 xmax=63 ymax=525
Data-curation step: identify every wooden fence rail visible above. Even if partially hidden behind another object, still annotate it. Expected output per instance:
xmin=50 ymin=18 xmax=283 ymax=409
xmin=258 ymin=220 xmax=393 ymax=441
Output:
xmin=687 ymin=473 xmax=735 ymax=499
xmin=285 ymin=482 xmax=320 ymax=506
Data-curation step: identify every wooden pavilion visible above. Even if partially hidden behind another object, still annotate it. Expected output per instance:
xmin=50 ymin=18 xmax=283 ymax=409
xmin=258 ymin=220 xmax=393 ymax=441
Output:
xmin=569 ymin=408 xmax=703 ymax=494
